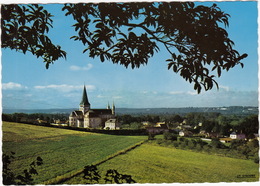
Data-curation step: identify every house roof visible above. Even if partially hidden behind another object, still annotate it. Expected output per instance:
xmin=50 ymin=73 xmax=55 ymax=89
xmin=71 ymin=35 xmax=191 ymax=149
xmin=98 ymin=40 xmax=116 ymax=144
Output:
xmin=80 ymin=85 xmax=90 ymax=106
xmin=106 ymin=119 xmax=116 ymax=123
xmin=160 ymin=124 xmax=168 ymax=129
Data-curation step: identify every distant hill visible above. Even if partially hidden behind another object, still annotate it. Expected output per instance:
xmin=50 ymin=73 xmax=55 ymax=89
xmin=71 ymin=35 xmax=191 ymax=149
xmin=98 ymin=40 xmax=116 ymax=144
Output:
xmin=116 ymin=107 xmax=258 ymax=115
xmin=2 ymin=106 xmax=258 ymax=116
xmin=2 ymin=108 xmax=77 ymax=114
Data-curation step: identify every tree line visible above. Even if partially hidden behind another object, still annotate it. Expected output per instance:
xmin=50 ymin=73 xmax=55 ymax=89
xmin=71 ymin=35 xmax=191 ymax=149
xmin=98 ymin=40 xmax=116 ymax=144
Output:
xmin=2 ymin=113 xmax=69 ymax=124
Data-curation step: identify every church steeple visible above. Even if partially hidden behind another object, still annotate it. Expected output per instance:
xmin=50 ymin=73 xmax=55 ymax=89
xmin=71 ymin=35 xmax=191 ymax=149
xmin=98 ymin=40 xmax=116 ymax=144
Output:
xmin=112 ymin=101 xmax=115 ymax=115
xmin=107 ymin=102 xmax=111 ymax=109
xmin=79 ymin=85 xmax=90 ymax=113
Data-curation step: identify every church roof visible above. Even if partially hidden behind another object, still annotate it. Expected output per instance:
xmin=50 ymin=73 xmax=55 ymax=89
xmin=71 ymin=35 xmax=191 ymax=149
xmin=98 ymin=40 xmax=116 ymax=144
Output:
xmin=91 ymin=109 xmax=112 ymax=115
xmin=80 ymin=85 xmax=90 ymax=106
xmin=70 ymin=110 xmax=84 ymax=117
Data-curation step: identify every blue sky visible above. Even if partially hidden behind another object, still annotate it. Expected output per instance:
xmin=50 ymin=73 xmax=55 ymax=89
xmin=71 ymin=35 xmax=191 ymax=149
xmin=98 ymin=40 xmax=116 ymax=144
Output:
xmin=1 ymin=1 xmax=258 ymax=109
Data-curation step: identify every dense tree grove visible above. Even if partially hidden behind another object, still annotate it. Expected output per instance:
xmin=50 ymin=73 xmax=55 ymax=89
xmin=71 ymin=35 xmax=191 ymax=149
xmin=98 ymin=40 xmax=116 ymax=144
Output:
xmin=2 ymin=2 xmax=248 ymax=92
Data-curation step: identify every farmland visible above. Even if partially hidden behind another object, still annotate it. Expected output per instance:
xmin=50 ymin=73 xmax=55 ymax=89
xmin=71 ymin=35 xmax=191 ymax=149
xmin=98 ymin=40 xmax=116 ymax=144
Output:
xmin=2 ymin=121 xmax=259 ymax=184
xmin=66 ymin=143 xmax=259 ymax=183
xmin=2 ymin=122 xmax=146 ymax=184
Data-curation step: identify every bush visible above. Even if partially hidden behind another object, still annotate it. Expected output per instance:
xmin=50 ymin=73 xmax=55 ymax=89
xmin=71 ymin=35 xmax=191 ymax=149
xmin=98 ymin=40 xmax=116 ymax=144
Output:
xmin=179 ymin=141 xmax=186 ymax=149
xmin=230 ymin=139 xmax=246 ymax=150
xmin=148 ymin=132 xmax=155 ymax=140
xmin=196 ymin=139 xmax=207 ymax=148
xmin=184 ymin=139 xmax=189 ymax=146
xmin=188 ymin=139 xmax=197 ymax=149
xmin=173 ymin=141 xmax=179 ymax=148
xmin=163 ymin=131 xmax=177 ymax=141
xmin=211 ymin=138 xmax=226 ymax=149
xmin=179 ymin=137 xmax=185 ymax=142
xmin=195 ymin=144 xmax=203 ymax=151
xmin=253 ymin=153 xmax=259 ymax=164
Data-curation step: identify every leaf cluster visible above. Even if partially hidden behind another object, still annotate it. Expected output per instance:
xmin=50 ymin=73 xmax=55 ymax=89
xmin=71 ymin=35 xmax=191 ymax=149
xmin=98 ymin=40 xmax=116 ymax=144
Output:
xmin=82 ymin=165 xmax=136 ymax=184
xmin=1 ymin=4 xmax=66 ymax=68
xmin=82 ymin=165 xmax=101 ymax=184
xmin=62 ymin=2 xmax=247 ymax=93
xmin=104 ymin=169 xmax=136 ymax=184
xmin=2 ymin=152 xmax=43 ymax=185
xmin=1 ymin=3 xmax=248 ymax=93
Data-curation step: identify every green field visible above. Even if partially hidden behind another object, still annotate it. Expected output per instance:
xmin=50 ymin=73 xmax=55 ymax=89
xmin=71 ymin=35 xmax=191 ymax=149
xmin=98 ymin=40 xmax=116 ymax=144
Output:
xmin=2 ymin=122 xmax=146 ymax=184
xmin=2 ymin=122 xmax=259 ymax=184
xmin=66 ymin=142 xmax=259 ymax=184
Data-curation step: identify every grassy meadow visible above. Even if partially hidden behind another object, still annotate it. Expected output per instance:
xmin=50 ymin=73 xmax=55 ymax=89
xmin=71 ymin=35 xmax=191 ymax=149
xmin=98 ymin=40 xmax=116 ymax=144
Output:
xmin=2 ymin=122 xmax=146 ymax=184
xmin=66 ymin=143 xmax=259 ymax=184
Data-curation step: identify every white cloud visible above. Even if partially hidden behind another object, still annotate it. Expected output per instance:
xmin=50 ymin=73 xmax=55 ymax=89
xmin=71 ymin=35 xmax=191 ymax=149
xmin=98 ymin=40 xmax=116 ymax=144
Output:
xmin=70 ymin=64 xmax=93 ymax=71
xmin=187 ymin=91 xmax=197 ymax=95
xmin=97 ymin=95 xmax=106 ymax=98
xmin=2 ymin=82 xmax=27 ymax=90
xmin=113 ymin=96 xmax=123 ymax=99
xmin=169 ymin=91 xmax=183 ymax=95
xmin=34 ymin=84 xmax=95 ymax=92
xmin=219 ymin=85 xmax=230 ymax=92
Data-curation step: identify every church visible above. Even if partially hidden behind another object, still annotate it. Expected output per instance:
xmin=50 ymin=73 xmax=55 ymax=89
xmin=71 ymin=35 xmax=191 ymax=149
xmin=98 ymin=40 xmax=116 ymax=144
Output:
xmin=69 ymin=85 xmax=118 ymax=129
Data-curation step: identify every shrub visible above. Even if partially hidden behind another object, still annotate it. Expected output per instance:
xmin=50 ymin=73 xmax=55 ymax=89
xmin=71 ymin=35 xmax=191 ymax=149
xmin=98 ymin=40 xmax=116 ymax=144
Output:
xmin=163 ymin=131 xmax=177 ymax=141
xmin=253 ymin=153 xmax=259 ymax=164
xmin=184 ymin=139 xmax=189 ymax=146
xmin=179 ymin=141 xmax=186 ymax=149
xmin=188 ymin=139 xmax=197 ymax=149
xmin=195 ymin=144 xmax=203 ymax=151
xmin=179 ymin=137 xmax=185 ymax=142
xmin=211 ymin=138 xmax=226 ymax=149
xmin=148 ymin=132 xmax=155 ymax=140
xmin=173 ymin=141 xmax=179 ymax=148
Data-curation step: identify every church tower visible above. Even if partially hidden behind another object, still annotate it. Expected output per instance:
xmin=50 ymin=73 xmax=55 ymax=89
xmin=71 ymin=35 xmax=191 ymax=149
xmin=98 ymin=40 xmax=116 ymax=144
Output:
xmin=112 ymin=101 xmax=115 ymax=115
xmin=107 ymin=102 xmax=111 ymax=109
xmin=79 ymin=85 xmax=90 ymax=113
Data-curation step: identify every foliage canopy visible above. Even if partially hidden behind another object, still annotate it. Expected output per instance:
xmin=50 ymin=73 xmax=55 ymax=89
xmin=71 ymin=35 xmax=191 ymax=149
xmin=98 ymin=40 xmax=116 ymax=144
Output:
xmin=1 ymin=2 xmax=248 ymax=93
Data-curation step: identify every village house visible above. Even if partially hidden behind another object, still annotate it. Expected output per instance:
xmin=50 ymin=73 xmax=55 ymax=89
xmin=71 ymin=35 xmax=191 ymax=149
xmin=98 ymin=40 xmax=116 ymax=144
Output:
xmin=230 ymin=132 xmax=246 ymax=140
xmin=146 ymin=124 xmax=169 ymax=134
xmin=156 ymin=121 xmax=166 ymax=127
xmin=142 ymin=121 xmax=155 ymax=126
xmin=179 ymin=130 xmax=193 ymax=137
xmin=69 ymin=85 xmax=117 ymax=129
xmin=104 ymin=119 xmax=120 ymax=130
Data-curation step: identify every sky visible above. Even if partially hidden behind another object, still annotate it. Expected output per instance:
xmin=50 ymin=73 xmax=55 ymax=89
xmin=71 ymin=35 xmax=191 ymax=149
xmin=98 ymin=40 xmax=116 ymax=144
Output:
xmin=1 ymin=1 xmax=258 ymax=109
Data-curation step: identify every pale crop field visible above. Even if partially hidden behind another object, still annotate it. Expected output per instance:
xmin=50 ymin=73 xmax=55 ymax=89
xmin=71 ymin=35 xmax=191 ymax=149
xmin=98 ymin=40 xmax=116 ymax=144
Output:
xmin=66 ymin=143 xmax=259 ymax=184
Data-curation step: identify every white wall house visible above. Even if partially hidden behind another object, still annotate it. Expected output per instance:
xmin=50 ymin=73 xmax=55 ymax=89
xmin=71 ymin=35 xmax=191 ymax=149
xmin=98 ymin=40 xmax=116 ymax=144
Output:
xmin=230 ymin=132 xmax=246 ymax=140
xmin=104 ymin=119 xmax=120 ymax=130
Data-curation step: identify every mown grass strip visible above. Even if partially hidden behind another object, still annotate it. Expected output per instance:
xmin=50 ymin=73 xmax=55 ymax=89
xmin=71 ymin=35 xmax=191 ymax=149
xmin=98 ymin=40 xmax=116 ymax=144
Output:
xmin=42 ymin=140 xmax=147 ymax=185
